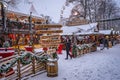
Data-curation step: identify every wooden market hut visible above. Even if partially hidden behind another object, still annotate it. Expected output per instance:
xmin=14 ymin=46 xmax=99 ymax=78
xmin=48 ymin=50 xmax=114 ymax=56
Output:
xmin=35 ymin=24 xmax=63 ymax=49
xmin=0 ymin=10 xmax=46 ymax=47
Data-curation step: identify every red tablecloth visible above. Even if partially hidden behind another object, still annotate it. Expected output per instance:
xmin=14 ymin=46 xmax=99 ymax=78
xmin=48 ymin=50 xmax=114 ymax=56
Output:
xmin=0 ymin=47 xmax=14 ymax=50
xmin=0 ymin=50 xmax=14 ymax=58
xmin=25 ymin=46 xmax=33 ymax=52
xmin=0 ymin=49 xmax=15 ymax=77
xmin=57 ymin=44 xmax=63 ymax=54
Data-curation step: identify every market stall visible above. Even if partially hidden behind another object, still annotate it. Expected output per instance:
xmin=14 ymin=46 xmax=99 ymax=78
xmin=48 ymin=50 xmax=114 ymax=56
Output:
xmin=35 ymin=24 xmax=62 ymax=54
xmin=61 ymin=23 xmax=99 ymax=57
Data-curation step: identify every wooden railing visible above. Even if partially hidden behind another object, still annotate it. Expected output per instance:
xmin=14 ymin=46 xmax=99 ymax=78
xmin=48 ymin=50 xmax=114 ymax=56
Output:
xmin=0 ymin=52 xmax=47 ymax=80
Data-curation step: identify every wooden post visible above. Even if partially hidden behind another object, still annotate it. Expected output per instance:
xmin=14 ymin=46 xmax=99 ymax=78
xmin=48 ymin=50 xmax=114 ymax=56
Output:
xmin=17 ymin=43 xmax=21 ymax=80
xmin=17 ymin=58 xmax=21 ymax=80
xmin=32 ymin=57 xmax=36 ymax=74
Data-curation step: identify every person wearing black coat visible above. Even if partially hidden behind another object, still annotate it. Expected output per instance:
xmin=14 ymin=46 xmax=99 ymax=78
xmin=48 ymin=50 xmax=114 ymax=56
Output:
xmin=65 ymin=37 xmax=72 ymax=60
xmin=99 ymin=38 xmax=104 ymax=50
xmin=104 ymin=38 xmax=109 ymax=49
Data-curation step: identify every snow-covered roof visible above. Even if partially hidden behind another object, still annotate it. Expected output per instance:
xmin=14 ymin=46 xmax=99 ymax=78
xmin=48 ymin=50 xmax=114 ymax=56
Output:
xmin=8 ymin=0 xmax=67 ymax=23
xmin=61 ymin=23 xmax=98 ymax=35
xmin=70 ymin=23 xmax=98 ymax=31
xmin=76 ymin=31 xmax=102 ymax=35
xmin=61 ymin=26 xmax=79 ymax=35
xmin=99 ymin=30 xmax=112 ymax=35
xmin=76 ymin=31 xmax=93 ymax=35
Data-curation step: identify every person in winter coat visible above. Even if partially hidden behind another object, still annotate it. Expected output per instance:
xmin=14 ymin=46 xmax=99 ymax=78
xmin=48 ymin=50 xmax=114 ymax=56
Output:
xmin=104 ymin=37 xmax=109 ymax=49
xmin=99 ymin=38 xmax=104 ymax=50
xmin=65 ymin=37 xmax=72 ymax=60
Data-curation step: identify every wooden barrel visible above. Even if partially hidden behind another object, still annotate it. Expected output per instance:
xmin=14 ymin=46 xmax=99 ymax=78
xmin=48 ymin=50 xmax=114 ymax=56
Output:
xmin=47 ymin=59 xmax=58 ymax=77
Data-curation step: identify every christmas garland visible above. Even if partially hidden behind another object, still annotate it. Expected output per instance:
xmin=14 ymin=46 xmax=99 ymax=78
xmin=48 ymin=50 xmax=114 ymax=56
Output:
xmin=72 ymin=44 xmax=77 ymax=57
xmin=52 ymin=52 xmax=58 ymax=59
xmin=34 ymin=54 xmax=48 ymax=62
xmin=0 ymin=59 xmax=17 ymax=73
xmin=77 ymin=43 xmax=94 ymax=50
xmin=0 ymin=51 xmax=49 ymax=74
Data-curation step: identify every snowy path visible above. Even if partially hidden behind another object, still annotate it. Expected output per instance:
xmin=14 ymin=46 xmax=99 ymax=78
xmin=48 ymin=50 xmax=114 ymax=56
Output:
xmin=29 ymin=44 xmax=120 ymax=80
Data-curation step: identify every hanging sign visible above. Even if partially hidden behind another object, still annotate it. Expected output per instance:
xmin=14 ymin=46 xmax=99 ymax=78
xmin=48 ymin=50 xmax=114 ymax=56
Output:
xmin=35 ymin=24 xmax=62 ymax=29
xmin=36 ymin=30 xmax=63 ymax=34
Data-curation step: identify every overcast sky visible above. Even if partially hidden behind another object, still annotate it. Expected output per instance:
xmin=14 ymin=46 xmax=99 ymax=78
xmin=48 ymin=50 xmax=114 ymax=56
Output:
xmin=8 ymin=0 xmax=120 ymax=23
xmin=9 ymin=0 xmax=67 ymax=23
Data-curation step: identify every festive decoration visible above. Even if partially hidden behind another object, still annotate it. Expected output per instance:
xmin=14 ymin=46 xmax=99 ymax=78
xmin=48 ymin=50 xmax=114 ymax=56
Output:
xmin=72 ymin=44 xmax=77 ymax=58
xmin=0 ymin=59 xmax=17 ymax=73
xmin=34 ymin=54 xmax=48 ymax=62
xmin=20 ymin=52 xmax=32 ymax=65
xmin=52 ymin=52 xmax=58 ymax=59
xmin=77 ymin=43 xmax=93 ymax=50
xmin=0 ymin=51 xmax=49 ymax=74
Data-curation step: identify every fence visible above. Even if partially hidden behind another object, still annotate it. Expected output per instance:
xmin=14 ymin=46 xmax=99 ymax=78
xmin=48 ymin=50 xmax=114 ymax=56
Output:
xmin=0 ymin=51 xmax=47 ymax=80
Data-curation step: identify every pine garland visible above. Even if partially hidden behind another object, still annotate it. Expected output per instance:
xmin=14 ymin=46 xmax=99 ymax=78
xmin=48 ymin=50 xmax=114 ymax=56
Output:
xmin=35 ymin=54 xmax=48 ymax=62
xmin=0 ymin=51 xmax=49 ymax=74
xmin=0 ymin=59 xmax=17 ymax=73
xmin=52 ymin=52 xmax=58 ymax=59
xmin=72 ymin=44 xmax=77 ymax=57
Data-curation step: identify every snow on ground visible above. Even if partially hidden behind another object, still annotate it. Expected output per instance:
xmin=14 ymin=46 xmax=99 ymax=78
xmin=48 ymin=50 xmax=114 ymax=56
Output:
xmin=29 ymin=44 xmax=120 ymax=80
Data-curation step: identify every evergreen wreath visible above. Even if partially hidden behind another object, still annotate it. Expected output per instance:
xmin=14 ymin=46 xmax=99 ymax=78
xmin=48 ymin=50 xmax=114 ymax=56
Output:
xmin=20 ymin=53 xmax=32 ymax=65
